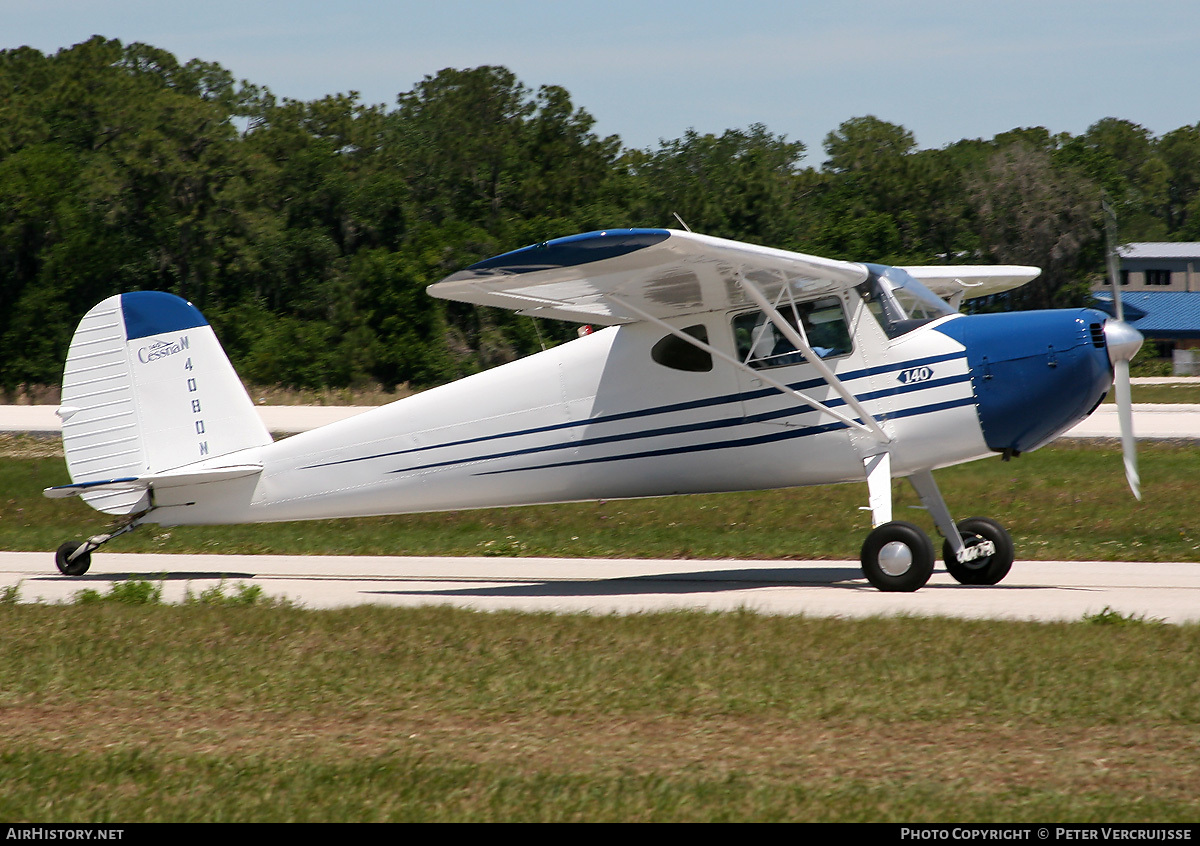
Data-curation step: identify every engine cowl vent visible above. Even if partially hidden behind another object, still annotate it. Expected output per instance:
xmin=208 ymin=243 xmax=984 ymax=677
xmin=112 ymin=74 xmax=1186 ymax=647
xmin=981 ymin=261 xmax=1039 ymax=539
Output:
xmin=1090 ymin=322 xmax=1106 ymax=348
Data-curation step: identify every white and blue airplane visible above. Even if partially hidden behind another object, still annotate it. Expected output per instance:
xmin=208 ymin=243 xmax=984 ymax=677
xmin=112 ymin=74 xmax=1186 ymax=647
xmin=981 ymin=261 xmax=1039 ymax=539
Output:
xmin=44 ymin=228 xmax=1143 ymax=591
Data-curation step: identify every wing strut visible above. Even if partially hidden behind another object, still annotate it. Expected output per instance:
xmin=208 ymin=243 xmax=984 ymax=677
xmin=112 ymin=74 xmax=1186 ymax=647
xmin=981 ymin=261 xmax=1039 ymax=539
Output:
xmin=945 ymin=278 xmax=980 ymax=311
xmin=863 ymin=452 xmax=893 ymax=526
xmin=737 ymin=276 xmax=891 ymax=444
xmin=608 ymin=294 xmax=891 ymax=443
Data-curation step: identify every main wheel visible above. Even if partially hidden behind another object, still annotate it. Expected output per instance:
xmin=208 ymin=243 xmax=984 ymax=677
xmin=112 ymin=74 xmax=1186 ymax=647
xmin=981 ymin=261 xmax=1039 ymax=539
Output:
xmin=860 ymin=521 xmax=935 ymax=592
xmin=55 ymin=541 xmax=92 ymax=576
xmin=942 ymin=517 xmax=1014 ymax=586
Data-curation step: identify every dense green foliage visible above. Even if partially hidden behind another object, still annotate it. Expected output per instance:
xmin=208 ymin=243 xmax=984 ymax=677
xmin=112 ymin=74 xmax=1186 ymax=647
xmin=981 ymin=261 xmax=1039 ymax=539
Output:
xmin=5 ymin=37 xmax=1200 ymax=392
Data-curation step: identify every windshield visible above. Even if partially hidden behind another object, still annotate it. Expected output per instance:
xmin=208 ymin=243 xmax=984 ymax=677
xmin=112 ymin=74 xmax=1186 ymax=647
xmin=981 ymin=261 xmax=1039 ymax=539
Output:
xmin=857 ymin=266 xmax=956 ymax=339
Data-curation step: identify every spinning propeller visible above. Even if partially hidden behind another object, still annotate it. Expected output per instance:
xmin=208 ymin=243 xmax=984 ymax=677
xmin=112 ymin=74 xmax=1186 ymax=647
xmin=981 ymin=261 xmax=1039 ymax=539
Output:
xmin=1103 ymin=199 xmax=1144 ymax=501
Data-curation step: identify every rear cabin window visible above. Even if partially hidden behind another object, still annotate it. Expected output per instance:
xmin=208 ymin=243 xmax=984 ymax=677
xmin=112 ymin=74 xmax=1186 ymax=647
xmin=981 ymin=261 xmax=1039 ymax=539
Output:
xmin=732 ymin=297 xmax=851 ymax=369
xmin=651 ymin=325 xmax=713 ymax=372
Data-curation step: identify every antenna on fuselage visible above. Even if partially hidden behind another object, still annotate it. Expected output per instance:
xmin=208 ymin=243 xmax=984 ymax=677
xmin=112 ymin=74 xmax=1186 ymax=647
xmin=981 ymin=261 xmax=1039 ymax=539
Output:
xmin=672 ymin=212 xmax=693 ymax=233
xmin=529 ymin=316 xmax=547 ymax=351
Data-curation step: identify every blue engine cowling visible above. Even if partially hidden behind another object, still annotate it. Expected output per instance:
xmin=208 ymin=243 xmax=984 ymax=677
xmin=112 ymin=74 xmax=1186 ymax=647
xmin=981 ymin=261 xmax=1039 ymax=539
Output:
xmin=936 ymin=309 xmax=1113 ymax=454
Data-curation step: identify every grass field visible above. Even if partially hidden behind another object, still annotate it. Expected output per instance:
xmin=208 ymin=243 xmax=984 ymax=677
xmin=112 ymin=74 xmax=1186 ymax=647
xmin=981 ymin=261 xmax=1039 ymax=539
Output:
xmin=4 ymin=436 xmax=1199 ymax=562
xmin=4 ymin=435 xmax=1200 ymax=822
xmin=1 ymin=599 xmax=1198 ymax=822
xmin=1111 ymin=384 xmax=1200 ymax=404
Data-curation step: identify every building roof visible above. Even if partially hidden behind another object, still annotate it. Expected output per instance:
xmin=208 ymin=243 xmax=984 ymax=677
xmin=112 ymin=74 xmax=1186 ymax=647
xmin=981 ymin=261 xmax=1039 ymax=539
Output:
xmin=1117 ymin=242 xmax=1200 ymax=260
xmin=1092 ymin=291 xmax=1200 ymax=338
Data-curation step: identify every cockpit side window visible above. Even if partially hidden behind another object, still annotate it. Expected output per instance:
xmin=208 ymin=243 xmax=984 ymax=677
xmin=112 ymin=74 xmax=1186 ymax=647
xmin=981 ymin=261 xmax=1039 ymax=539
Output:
xmin=651 ymin=325 xmax=713 ymax=372
xmin=732 ymin=296 xmax=852 ymax=370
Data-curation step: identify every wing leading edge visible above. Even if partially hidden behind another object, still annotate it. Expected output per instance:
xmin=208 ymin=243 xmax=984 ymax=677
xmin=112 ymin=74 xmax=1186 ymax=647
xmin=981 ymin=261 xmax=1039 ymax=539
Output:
xmin=429 ymin=229 xmax=1041 ymax=323
xmin=427 ymin=229 xmax=870 ymax=325
xmin=903 ymin=265 xmax=1041 ymax=300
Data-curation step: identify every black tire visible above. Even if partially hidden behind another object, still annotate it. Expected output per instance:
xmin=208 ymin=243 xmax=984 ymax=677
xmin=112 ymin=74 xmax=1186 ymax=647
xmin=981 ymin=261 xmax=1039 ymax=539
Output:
xmin=860 ymin=521 xmax=935 ymax=592
xmin=55 ymin=541 xmax=91 ymax=576
xmin=942 ymin=517 xmax=1014 ymax=586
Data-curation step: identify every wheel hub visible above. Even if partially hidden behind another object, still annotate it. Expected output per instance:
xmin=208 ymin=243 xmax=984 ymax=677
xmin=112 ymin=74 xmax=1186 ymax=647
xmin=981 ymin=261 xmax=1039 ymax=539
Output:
xmin=878 ymin=540 xmax=913 ymax=576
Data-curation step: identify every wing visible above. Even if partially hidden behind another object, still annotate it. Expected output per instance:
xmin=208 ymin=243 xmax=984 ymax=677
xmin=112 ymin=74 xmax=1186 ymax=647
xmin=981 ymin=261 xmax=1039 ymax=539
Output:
xmin=428 ymin=229 xmax=870 ymax=325
xmin=902 ymin=265 xmax=1041 ymax=301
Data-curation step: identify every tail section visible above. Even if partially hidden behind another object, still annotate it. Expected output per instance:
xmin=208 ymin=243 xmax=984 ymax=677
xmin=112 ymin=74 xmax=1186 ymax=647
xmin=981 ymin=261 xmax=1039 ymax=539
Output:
xmin=52 ymin=292 xmax=272 ymax=515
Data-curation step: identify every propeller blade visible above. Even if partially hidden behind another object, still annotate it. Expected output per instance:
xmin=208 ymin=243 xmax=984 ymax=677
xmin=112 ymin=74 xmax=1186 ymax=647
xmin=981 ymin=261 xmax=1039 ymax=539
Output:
xmin=1103 ymin=195 xmax=1126 ymax=321
xmin=1113 ymin=357 xmax=1141 ymax=501
xmin=1102 ymin=196 xmax=1141 ymax=500
xmin=1104 ymin=318 xmax=1143 ymax=500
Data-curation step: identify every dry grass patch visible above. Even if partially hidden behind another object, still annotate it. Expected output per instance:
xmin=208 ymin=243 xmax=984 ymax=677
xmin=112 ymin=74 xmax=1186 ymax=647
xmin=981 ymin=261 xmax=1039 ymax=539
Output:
xmin=4 ymin=705 xmax=1198 ymax=812
xmin=2 ymin=602 xmax=1198 ymax=820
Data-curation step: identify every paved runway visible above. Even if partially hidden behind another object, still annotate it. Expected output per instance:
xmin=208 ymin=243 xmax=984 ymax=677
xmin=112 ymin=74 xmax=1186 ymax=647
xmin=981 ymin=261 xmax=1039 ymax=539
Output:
xmin=2 ymin=401 xmax=1197 ymax=438
xmin=4 ymin=551 xmax=1198 ymax=624
xmin=1064 ymin=403 xmax=1200 ymax=439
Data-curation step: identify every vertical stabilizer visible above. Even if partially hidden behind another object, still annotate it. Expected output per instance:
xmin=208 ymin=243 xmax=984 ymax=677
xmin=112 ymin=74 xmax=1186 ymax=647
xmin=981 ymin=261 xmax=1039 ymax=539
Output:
xmin=58 ymin=292 xmax=272 ymax=514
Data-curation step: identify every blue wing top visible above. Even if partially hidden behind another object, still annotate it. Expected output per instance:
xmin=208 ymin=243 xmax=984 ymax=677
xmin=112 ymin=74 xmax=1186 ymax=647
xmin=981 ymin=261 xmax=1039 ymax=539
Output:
xmin=428 ymin=229 xmax=869 ymax=325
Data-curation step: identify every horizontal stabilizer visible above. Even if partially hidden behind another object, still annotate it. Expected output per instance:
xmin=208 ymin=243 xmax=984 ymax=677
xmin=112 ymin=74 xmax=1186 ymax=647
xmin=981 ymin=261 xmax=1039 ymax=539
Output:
xmin=43 ymin=477 xmax=140 ymax=499
xmin=44 ymin=464 xmax=263 ymax=500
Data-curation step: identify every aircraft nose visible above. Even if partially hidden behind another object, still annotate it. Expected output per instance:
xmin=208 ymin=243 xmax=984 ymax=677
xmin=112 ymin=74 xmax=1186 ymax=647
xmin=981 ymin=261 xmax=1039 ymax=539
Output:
xmin=936 ymin=309 xmax=1113 ymax=455
xmin=1104 ymin=319 xmax=1143 ymax=366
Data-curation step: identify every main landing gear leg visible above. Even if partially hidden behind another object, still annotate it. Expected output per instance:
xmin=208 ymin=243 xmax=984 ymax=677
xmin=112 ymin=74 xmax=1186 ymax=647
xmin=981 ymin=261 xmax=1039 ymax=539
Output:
xmin=859 ymin=453 xmax=935 ymax=592
xmin=54 ymin=516 xmax=146 ymax=576
xmin=908 ymin=470 xmax=1015 ymax=586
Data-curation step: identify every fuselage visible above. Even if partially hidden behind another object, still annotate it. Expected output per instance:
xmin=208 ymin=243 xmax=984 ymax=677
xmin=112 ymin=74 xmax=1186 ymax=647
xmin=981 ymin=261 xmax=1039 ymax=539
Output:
xmin=145 ymin=286 xmax=1115 ymax=527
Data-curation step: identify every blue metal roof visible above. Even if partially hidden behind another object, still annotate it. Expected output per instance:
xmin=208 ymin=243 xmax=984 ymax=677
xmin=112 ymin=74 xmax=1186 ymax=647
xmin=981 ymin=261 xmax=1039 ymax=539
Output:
xmin=1092 ymin=291 xmax=1200 ymax=339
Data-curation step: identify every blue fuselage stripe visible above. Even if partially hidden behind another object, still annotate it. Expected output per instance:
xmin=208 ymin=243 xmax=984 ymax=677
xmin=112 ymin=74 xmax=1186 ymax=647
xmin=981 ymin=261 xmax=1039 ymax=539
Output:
xmin=471 ymin=396 xmax=978 ymax=477
xmin=300 ymin=350 xmax=969 ymax=472
xmin=384 ymin=373 xmax=971 ymax=476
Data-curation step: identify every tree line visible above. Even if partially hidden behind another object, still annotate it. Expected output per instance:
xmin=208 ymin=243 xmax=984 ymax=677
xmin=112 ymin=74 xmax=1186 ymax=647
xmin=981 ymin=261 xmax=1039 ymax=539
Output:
xmin=3 ymin=36 xmax=1199 ymax=393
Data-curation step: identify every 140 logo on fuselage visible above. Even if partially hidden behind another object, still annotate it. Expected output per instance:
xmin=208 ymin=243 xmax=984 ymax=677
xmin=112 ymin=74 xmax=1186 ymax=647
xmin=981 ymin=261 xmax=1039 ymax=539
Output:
xmin=897 ymin=365 xmax=934 ymax=385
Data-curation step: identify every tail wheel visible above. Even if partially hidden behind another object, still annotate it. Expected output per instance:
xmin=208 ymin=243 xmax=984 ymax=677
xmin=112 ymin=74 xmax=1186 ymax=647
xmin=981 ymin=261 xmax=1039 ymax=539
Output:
xmin=55 ymin=541 xmax=92 ymax=576
xmin=861 ymin=521 xmax=934 ymax=592
xmin=942 ymin=517 xmax=1014 ymax=585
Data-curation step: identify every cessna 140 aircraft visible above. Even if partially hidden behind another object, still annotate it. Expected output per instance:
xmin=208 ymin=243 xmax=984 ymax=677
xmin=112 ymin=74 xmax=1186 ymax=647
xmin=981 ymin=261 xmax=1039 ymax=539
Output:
xmin=44 ymin=228 xmax=1143 ymax=592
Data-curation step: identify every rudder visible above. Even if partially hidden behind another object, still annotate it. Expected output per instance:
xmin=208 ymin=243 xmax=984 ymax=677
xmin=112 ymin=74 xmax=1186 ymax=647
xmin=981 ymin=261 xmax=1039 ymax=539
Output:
xmin=57 ymin=292 xmax=272 ymax=514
